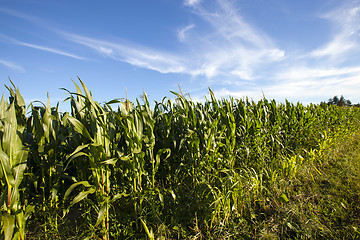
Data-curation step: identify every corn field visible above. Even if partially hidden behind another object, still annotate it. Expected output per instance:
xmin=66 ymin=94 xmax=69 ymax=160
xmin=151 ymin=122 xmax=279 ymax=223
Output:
xmin=0 ymin=79 xmax=359 ymax=239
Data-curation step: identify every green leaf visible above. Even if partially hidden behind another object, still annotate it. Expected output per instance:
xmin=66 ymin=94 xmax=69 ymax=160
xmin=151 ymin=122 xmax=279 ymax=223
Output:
xmin=280 ymin=193 xmax=289 ymax=203
xmin=2 ymin=212 xmax=15 ymax=240
xmin=64 ymin=144 xmax=89 ymax=170
xmin=0 ymin=94 xmax=8 ymax=118
xmin=101 ymin=158 xmax=117 ymax=165
xmin=158 ymin=192 xmax=164 ymax=203
xmin=0 ymin=148 xmax=11 ymax=174
xmin=168 ymin=189 xmax=176 ymax=201
xmin=24 ymin=205 xmax=35 ymax=221
xmin=110 ymin=192 xmax=129 ymax=204
xmin=15 ymin=209 xmax=25 ymax=240
xmin=0 ymin=158 xmax=15 ymax=187
xmin=65 ymin=116 xmax=93 ymax=141
xmin=155 ymin=148 xmax=171 ymax=173
xmin=64 ymin=181 xmax=93 ymax=202
xmin=65 ymin=151 xmax=88 ymax=165
xmin=2 ymin=105 xmax=19 ymax=156
xmin=140 ymin=218 xmax=155 ymax=240
xmin=95 ymin=201 xmax=107 ymax=226
xmin=106 ymin=99 xmax=122 ymax=105
xmin=12 ymin=151 xmax=28 ymax=188
xmin=70 ymin=188 xmax=95 ymax=207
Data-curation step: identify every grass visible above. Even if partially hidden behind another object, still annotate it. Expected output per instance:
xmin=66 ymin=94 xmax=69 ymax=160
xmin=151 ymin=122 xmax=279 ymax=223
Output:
xmin=293 ymin=130 xmax=360 ymax=239
xmin=236 ymin=128 xmax=360 ymax=240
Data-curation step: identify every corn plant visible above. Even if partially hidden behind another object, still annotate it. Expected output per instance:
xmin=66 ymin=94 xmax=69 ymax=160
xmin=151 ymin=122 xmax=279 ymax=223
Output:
xmin=62 ymin=79 xmax=128 ymax=240
xmin=25 ymin=97 xmax=64 ymax=236
xmin=0 ymin=82 xmax=32 ymax=240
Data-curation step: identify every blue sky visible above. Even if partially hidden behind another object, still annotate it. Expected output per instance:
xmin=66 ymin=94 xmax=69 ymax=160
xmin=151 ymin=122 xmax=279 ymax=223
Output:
xmin=1 ymin=0 xmax=360 ymax=108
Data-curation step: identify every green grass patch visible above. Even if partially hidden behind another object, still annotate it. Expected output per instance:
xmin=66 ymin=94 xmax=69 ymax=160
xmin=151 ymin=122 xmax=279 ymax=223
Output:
xmin=224 ymin=129 xmax=360 ymax=240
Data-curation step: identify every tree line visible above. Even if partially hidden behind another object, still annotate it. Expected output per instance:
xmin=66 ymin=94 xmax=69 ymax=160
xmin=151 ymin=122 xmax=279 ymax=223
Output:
xmin=322 ymin=95 xmax=359 ymax=107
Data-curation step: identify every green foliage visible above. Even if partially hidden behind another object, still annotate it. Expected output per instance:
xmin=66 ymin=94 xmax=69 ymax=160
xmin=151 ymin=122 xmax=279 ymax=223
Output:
xmin=326 ymin=95 xmax=352 ymax=107
xmin=0 ymin=79 xmax=359 ymax=239
xmin=0 ymin=82 xmax=30 ymax=240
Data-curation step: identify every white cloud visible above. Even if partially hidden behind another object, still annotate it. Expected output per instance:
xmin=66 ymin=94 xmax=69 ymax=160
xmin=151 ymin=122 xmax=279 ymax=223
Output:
xmin=0 ymin=8 xmax=42 ymax=24
xmin=182 ymin=0 xmax=285 ymax=80
xmin=7 ymin=0 xmax=355 ymax=104
xmin=177 ymin=24 xmax=195 ymax=42
xmin=311 ymin=38 xmax=355 ymax=58
xmin=265 ymin=76 xmax=360 ymax=103
xmin=236 ymin=1 xmax=360 ymax=104
xmin=195 ymin=1 xmax=271 ymax=49
xmin=17 ymin=41 xmax=88 ymax=60
xmin=0 ymin=33 xmax=87 ymax=60
xmin=0 ymin=59 xmax=25 ymax=72
xmin=57 ymin=0 xmax=285 ymax=83
xmin=99 ymin=46 xmax=113 ymax=55
xmin=260 ymin=64 xmax=360 ymax=103
xmin=63 ymin=32 xmax=187 ymax=74
xmin=7 ymin=0 xmax=357 ymax=103
xmin=212 ymin=88 xmax=263 ymax=101
xmin=211 ymin=69 xmax=360 ymax=104
xmin=184 ymin=0 xmax=201 ymax=7
xmin=275 ymin=66 xmax=360 ymax=81
xmin=310 ymin=2 xmax=360 ymax=59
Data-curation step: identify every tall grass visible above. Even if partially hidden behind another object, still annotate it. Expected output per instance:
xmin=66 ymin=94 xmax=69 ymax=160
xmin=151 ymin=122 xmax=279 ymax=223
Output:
xmin=0 ymin=78 xmax=359 ymax=239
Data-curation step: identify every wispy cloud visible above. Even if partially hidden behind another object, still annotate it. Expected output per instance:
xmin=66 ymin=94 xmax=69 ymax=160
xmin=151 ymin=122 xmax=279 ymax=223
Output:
xmin=59 ymin=0 xmax=360 ymax=103
xmin=275 ymin=66 xmax=360 ymax=81
xmin=181 ymin=0 xmax=285 ymax=80
xmin=62 ymin=32 xmax=186 ymax=73
xmin=184 ymin=0 xmax=202 ymax=7
xmin=0 ymin=59 xmax=25 ymax=72
xmin=271 ymin=65 xmax=360 ymax=98
xmin=17 ymin=41 xmax=88 ymax=60
xmin=265 ymin=75 xmax=360 ymax=103
xmin=261 ymin=1 xmax=360 ymax=103
xmin=3 ymin=1 xmax=358 ymax=103
xmin=3 ymin=1 xmax=285 ymax=82
xmin=0 ymin=9 xmax=87 ymax=61
xmin=0 ymin=7 xmax=42 ymax=24
xmin=0 ymin=33 xmax=88 ymax=60
xmin=310 ymin=2 xmax=360 ymax=59
xmin=177 ymin=24 xmax=195 ymax=42
xmin=204 ymin=1 xmax=360 ymax=103
xmin=60 ymin=0 xmax=284 ymax=82
xmin=191 ymin=1 xmax=272 ymax=49
xmin=213 ymin=69 xmax=360 ymax=103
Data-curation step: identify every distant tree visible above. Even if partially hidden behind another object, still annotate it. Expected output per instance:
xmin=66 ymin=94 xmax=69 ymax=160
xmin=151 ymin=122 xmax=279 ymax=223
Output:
xmin=327 ymin=95 xmax=352 ymax=107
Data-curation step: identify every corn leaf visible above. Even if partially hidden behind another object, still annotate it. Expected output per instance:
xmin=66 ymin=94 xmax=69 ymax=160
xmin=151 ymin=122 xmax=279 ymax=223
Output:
xmin=70 ymin=188 xmax=95 ymax=207
xmin=2 ymin=212 xmax=15 ymax=240
xmin=64 ymin=181 xmax=94 ymax=202
xmin=65 ymin=116 xmax=93 ymax=141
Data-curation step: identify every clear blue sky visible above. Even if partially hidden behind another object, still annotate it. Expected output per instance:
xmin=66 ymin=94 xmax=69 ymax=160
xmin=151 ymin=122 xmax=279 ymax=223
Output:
xmin=1 ymin=0 xmax=360 ymax=108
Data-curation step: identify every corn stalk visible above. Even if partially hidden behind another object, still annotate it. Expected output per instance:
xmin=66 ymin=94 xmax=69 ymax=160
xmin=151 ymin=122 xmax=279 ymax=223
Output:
xmin=0 ymin=82 xmax=32 ymax=240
